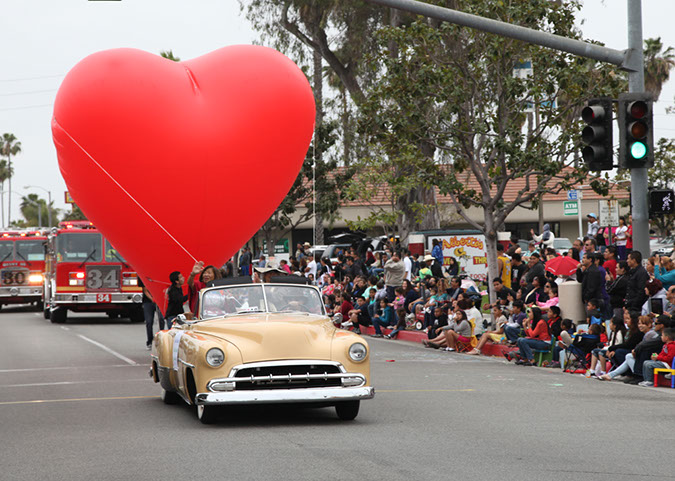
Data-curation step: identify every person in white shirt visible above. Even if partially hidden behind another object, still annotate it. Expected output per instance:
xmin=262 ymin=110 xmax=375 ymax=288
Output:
xmin=613 ymin=215 xmax=628 ymax=260
xmin=586 ymin=213 xmax=599 ymax=239
xmin=402 ymin=249 xmax=413 ymax=281
xmin=305 ymin=254 xmax=317 ymax=279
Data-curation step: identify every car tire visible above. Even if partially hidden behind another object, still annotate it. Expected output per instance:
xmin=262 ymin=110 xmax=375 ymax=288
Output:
xmin=160 ymin=388 xmax=180 ymax=405
xmin=43 ymin=304 xmax=50 ymax=320
xmin=50 ymin=307 xmax=67 ymax=324
xmin=196 ymin=404 xmax=217 ymax=424
xmin=415 ymin=321 xmax=423 ymax=330
xmin=335 ymin=400 xmax=360 ymax=421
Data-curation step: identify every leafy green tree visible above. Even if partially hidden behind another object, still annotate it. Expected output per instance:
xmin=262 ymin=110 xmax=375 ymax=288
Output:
xmin=241 ymin=0 xmax=441 ymax=239
xmin=0 ymin=159 xmax=13 ymax=228
xmin=354 ymin=0 xmax=624 ymax=294
xmin=61 ymin=203 xmax=87 ymax=222
xmin=160 ymin=50 xmax=180 ymax=61
xmin=18 ymin=193 xmax=54 ymax=228
xmin=0 ymin=133 xmax=21 ymax=227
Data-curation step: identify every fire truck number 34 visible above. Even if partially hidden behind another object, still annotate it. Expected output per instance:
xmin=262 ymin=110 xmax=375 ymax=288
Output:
xmin=86 ymin=268 xmax=119 ymax=290
xmin=96 ymin=293 xmax=111 ymax=303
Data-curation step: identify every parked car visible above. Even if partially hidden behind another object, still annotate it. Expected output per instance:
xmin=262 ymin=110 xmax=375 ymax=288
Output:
xmin=322 ymin=243 xmax=352 ymax=265
xmin=308 ymin=244 xmax=328 ymax=261
xmin=150 ymin=278 xmax=374 ymax=424
xmin=651 ymin=236 xmax=675 ymax=257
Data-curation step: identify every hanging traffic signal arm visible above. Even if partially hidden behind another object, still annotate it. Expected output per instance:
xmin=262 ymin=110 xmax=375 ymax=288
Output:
xmin=581 ymin=98 xmax=614 ymax=171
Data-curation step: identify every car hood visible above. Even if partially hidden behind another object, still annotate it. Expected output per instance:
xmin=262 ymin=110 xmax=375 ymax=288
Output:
xmin=191 ymin=313 xmax=336 ymax=363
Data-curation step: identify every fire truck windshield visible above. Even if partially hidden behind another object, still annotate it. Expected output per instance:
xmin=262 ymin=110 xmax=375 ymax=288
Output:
xmin=105 ymin=240 xmax=127 ymax=263
xmin=57 ymin=233 xmax=102 ymax=262
xmin=0 ymin=241 xmax=13 ymax=262
xmin=16 ymin=240 xmax=45 ymax=261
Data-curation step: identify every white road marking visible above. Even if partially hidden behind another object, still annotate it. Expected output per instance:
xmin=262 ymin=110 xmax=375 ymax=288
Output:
xmin=0 ymin=364 xmax=137 ymax=373
xmin=2 ymin=379 xmax=148 ymax=388
xmin=59 ymin=326 xmax=70 ymax=331
xmin=76 ymin=334 xmax=138 ymax=366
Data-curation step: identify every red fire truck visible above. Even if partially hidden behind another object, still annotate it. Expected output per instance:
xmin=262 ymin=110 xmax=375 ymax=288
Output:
xmin=0 ymin=230 xmax=48 ymax=310
xmin=43 ymin=221 xmax=144 ymax=323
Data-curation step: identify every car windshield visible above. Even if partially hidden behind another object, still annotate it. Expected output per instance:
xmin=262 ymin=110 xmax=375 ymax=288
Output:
xmin=553 ymin=238 xmax=572 ymax=249
xmin=104 ymin=240 xmax=127 ymax=263
xmin=57 ymin=233 xmax=102 ymax=262
xmin=0 ymin=241 xmax=14 ymax=261
xmin=15 ymin=240 xmax=44 ymax=261
xmin=200 ymin=284 xmax=325 ymax=319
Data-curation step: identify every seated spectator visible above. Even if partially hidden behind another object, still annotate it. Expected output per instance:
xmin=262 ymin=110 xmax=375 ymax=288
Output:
xmin=600 ymin=313 xmax=653 ymax=381
xmin=504 ymin=306 xmax=551 ymax=366
xmin=468 ymin=305 xmax=507 ymax=355
xmin=606 ymin=310 xmax=644 ymax=369
xmin=588 ymin=315 xmax=626 ymax=377
xmin=391 ymin=287 xmax=406 ymax=311
xmin=423 ymin=305 xmax=471 ymax=351
xmin=537 ymin=282 xmax=559 ymax=309
xmin=385 ymin=307 xmax=408 ymax=339
xmin=446 ymin=276 xmax=463 ymax=300
xmin=371 ymin=298 xmax=395 ymax=337
xmin=425 ymin=305 xmax=449 ymax=341
xmin=585 ymin=299 xmax=604 ymax=326
xmin=347 ymin=296 xmax=371 ymax=335
xmin=463 ymin=295 xmax=485 ymax=334
xmin=523 ymin=275 xmax=548 ymax=306
xmin=504 ymin=300 xmax=527 ymax=344
xmin=549 ymin=318 xmax=577 ymax=368
xmin=546 ymin=306 xmax=563 ymax=338
xmin=334 ymin=292 xmax=354 ymax=326
xmin=558 ymin=323 xmax=602 ymax=371
xmin=642 ymin=278 xmax=667 ymax=316
xmin=632 ymin=315 xmax=672 ymax=382
xmin=638 ymin=327 xmax=675 ymax=387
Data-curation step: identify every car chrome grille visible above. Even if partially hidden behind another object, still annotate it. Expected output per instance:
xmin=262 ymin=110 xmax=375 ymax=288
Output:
xmin=233 ymin=363 xmax=343 ymax=390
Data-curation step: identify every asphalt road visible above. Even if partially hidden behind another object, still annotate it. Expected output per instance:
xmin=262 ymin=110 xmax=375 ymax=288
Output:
xmin=1 ymin=306 xmax=673 ymax=481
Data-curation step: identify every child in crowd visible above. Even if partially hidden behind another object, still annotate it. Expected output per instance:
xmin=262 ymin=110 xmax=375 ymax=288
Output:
xmin=384 ymin=307 xmax=407 ymax=339
xmin=468 ymin=305 xmax=507 ymax=355
xmin=587 ymin=316 xmax=626 ymax=377
xmin=638 ymin=327 xmax=675 ymax=387
xmin=585 ymin=299 xmax=604 ymax=326
xmin=504 ymin=300 xmax=526 ymax=344
xmin=599 ymin=315 xmax=654 ymax=381
xmin=371 ymin=298 xmax=395 ymax=337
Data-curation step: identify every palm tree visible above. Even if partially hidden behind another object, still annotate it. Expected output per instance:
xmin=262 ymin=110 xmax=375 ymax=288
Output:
xmin=0 ymin=159 xmax=13 ymax=228
xmin=160 ymin=50 xmax=180 ymax=62
xmin=0 ymin=133 xmax=21 ymax=227
xmin=644 ymin=37 xmax=675 ymax=101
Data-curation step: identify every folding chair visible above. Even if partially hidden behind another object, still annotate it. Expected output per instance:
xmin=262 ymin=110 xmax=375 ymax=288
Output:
xmin=653 ymin=357 xmax=675 ymax=388
xmin=533 ymin=339 xmax=556 ymax=367
xmin=563 ymin=345 xmax=591 ymax=373
xmin=456 ymin=318 xmax=478 ymax=353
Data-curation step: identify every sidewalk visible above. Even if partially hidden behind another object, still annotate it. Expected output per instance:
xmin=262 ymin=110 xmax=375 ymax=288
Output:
xmin=360 ymin=325 xmax=516 ymax=358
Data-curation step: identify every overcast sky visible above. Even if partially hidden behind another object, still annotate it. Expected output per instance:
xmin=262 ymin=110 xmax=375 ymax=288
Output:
xmin=1 ymin=1 xmax=674 ymax=225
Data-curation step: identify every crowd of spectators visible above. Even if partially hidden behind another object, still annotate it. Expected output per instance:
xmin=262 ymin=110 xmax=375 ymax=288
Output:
xmin=235 ymin=215 xmax=675 ymax=388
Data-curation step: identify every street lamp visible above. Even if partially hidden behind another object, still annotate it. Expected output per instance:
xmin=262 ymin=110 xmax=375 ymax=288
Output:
xmin=24 ymin=185 xmax=52 ymax=228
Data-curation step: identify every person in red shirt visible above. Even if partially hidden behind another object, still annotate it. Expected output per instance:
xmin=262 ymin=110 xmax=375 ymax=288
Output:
xmin=625 ymin=214 xmax=633 ymax=253
xmin=187 ymin=261 xmax=222 ymax=314
xmin=334 ymin=292 xmax=354 ymax=328
xmin=603 ymin=245 xmax=618 ymax=279
xmin=505 ymin=306 xmax=551 ymax=366
xmin=639 ymin=328 xmax=675 ymax=386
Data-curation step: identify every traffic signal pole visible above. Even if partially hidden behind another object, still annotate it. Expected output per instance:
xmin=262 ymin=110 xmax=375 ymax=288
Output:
xmin=364 ymin=0 xmax=650 ymax=256
xmin=627 ymin=0 xmax=650 ymax=258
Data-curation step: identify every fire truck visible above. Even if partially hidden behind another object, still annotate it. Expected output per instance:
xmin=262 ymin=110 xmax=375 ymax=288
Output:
xmin=43 ymin=221 xmax=144 ymax=323
xmin=0 ymin=230 xmax=48 ymax=309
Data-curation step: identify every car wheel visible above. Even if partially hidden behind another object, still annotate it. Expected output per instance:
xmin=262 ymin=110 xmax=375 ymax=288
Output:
xmin=415 ymin=321 xmax=423 ymax=330
xmin=50 ymin=307 xmax=67 ymax=324
xmin=196 ymin=404 xmax=217 ymax=424
xmin=335 ymin=400 xmax=360 ymax=421
xmin=160 ymin=388 xmax=180 ymax=405
xmin=43 ymin=304 xmax=50 ymax=320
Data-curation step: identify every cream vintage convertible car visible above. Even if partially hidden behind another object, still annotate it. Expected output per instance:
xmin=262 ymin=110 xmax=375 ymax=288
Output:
xmin=149 ymin=277 xmax=374 ymax=424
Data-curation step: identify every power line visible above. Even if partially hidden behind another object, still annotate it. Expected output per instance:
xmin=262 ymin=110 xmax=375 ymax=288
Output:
xmin=0 ymin=104 xmax=52 ymax=112
xmin=0 ymin=74 xmax=64 ymax=83
xmin=0 ymin=89 xmax=57 ymax=97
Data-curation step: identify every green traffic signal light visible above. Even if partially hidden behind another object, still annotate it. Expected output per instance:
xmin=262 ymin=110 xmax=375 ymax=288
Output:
xmin=630 ymin=141 xmax=648 ymax=159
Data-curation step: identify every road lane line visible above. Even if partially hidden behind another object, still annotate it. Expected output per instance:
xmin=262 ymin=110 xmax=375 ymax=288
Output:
xmin=0 ymin=395 xmax=158 ymax=406
xmin=76 ymin=334 xmax=138 ymax=366
xmin=377 ymin=389 xmax=475 ymax=393
xmin=2 ymin=379 xmax=148 ymax=388
xmin=0 ymin=364 xmax=137 ymax=373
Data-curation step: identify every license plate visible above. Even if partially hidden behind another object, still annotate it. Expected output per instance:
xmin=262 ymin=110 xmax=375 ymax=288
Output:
xmin=86 ymin=265 xmax=121 ymax=290
xmin=1 ymin=269 xmax=28 ymax=286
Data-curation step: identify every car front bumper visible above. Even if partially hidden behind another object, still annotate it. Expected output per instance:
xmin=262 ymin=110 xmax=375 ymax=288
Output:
xmin=194 ymin=386 xmax=375 ymax=406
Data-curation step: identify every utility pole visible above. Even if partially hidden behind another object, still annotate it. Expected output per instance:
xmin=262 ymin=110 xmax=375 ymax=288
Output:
xmin=363 ymin=0 xmax=649 ymax=255
xmin=627 ymin=0 xmax=649 ymax=257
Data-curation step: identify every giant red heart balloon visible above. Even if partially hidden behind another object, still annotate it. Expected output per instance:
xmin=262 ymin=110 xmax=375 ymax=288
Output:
xmin=52 ymin=46 xmax=315 ymax=305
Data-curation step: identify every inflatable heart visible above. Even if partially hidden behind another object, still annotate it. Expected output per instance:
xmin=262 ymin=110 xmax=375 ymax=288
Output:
xmin=52 ymin=46 xmax=315 ymax=305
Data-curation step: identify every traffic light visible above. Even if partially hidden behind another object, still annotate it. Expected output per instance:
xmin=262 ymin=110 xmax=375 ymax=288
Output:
xmin=581 ymin=97 xmax=614 ymax=171
xmin=618 ymin=93 xmax=654 ymax=169
xmin=649 ymin=189 xmax=675 ymax=216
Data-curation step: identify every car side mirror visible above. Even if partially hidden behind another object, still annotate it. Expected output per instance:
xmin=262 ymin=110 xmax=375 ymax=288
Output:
xmin=174 ymin=314 xmax=187 ymax=326
xmin=333 ymin=313 xmax=343 ymax=323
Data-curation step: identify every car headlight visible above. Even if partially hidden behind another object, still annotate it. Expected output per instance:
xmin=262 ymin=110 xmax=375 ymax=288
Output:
xmin=205 ymin=348 xmax=225 ymax=367
xmin=348 ymin=343 xmax=367 ymax=362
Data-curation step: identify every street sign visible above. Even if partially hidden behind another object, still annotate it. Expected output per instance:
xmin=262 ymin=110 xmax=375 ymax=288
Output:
xmin=564 ymin=201 xmax=578 ymax=216
xmin=567 ymin=190 xmax=578 ymax=201
xmin=599 ymin=199 xmax=620 ymax=226
xmin=65 ymin=191 xmax=74 ymax=204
